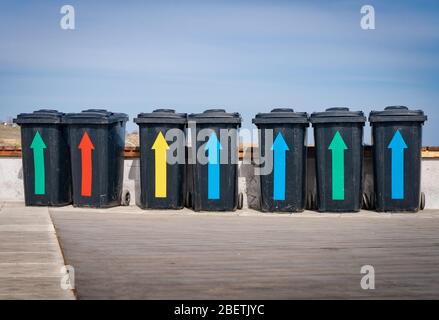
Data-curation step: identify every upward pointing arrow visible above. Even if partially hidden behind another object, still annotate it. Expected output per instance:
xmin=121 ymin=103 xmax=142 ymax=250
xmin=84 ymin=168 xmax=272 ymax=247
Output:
xmin=388 ymin=130 xmax=407 ymax=200
xmin=31 ymin=131 xmax=47 ymax=195
xmin=79 ymin=132 xmax=95 ymax=197
xmin=271 ymin=132 xmax=289 ymax=200
xmin=329 ymin=131 xmax=348 ymax=200
xmin=152 ymin=132 xmax=169 ymax=198
xmin=205 ymin=132 xmax=222 ymax=200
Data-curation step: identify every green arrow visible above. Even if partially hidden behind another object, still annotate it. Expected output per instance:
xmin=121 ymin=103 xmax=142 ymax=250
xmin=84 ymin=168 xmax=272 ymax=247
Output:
xmin=30 ymin=131 xmax=47 ymax=195
xmin=328 ymin=131 xmax=347 ymax=200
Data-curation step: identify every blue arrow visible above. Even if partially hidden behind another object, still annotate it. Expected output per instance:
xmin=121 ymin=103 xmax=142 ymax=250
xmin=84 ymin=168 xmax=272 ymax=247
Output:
xmin=205 ymin=132 xmax=222 ymax=200
xmin=388 ymin=130 xmax=407 ymax=199
xmin=271 ymin=132 xmax=289 ymax=200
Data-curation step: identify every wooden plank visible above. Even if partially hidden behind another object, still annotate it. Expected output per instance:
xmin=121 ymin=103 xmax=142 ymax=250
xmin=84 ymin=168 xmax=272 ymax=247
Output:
xmin=2 ymin=145 xmax=439 ymax=159
xmin=124 ymin=146 xmax=139 ymax=158
xmin=0 ymin=278 xmax=75 ymax=300
xmin=421 ymin=150 xmax=439 ymax=158
xmin=0 ymin=146 xmax=21 ymax=157
xmin=0 ymin=204 xmax=76 ymax=300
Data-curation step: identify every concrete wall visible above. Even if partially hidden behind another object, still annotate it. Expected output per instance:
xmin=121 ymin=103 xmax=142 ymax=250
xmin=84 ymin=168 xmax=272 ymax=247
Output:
xmin=420 ymin=159 xmax=439 ymax=209
xmin=1 ymin=157 xmax=438 ymax=209
xmin=0 ymin=158 xmax=24 ymax=201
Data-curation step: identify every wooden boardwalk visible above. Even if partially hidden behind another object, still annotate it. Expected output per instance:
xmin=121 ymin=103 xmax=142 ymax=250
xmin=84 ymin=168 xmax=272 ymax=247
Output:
xmin=49 ymin=207 xmax=439 ymax=299
xmin=0 ymin=202 xmax=75 ymax=300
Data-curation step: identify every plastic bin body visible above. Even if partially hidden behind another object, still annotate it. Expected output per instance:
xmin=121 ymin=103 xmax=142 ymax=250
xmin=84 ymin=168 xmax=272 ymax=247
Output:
xmin=188 ymin=109 xmax=241 ymax=211
xmin=310 ymin=108 xmax=366 ymax=212
xmin=253 ymin=108 xmax=308 ymax=212
xmin=64 ymin=109 xmax=128 ymax=208
xmin=14 ymin=110 xmax=72 ymax=206
xmin=369 ymin=106 xmax=427 ymax=212
xmin=134 ymin=109 xmax=187 ymax=209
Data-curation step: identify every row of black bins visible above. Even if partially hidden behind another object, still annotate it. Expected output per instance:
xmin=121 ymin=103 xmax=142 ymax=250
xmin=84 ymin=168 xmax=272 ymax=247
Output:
xmin=14 ymin=109 xmax=128 ymax=208
xmin=14 ymin=106 xmax=426 ymax=212
xmin=255 ymin=106 xmax=427 ymax=212
xmin=135 ymin=109 xmax=242 ymax=211
xmin=14 ymin=109 xmax=242 ymax=211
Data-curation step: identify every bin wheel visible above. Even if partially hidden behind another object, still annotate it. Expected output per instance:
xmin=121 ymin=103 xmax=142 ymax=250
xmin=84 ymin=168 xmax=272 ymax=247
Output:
xmin=361 ymin=194 xmax=367 ymax=210
xmin=121 ymin=190 xmax=131 ymax=206
xmin=237 ymin=193 xmax=244 ymax=210
xmin=185 ymin=192 xmax=192 ymax=208
xmin=307 ymin=192 xmax=317 ymax=211
xmin=362 ymin=193 xmax=370 ymax=210
xmin=362 ymin=192 xmax=375 ymax=211
xmin=420 ymin=192 xmax=426 ymax=210
xmin=305 ymin=193 xmax=311 ymax=210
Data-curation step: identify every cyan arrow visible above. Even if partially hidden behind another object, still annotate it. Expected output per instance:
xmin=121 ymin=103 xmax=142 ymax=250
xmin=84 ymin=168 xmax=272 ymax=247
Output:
xmin=388 ymin=130 xmax=407 ymax=199
xmin=271 ymin=132 xmax=289 ymax=200
xmin=205 ymin=132 xmax=222 ymax=200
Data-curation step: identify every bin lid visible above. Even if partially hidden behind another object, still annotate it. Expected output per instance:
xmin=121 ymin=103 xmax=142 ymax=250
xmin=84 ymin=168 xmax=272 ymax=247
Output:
xmin=309 ymin=107 xmax=366 ymax=124
xmin=188 ymin=109 xmax=242 ymax=125
xmin=14 ymin=109 xmax=65 ymax=124
xmin=369 ymin=106 xmax=427 ymax=123
xmin=252 ymin=108 xmax=308 ymax=125
xmin=64 ymin=109 xmax=129 ymax=124
xmin=134 ymin=109 xmax=187 ymax=124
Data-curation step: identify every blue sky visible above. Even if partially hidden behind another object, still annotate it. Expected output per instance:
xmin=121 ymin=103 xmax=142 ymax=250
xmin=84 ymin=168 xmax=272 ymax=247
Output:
xmin=0 ymin=0 xmax=438 ymax=144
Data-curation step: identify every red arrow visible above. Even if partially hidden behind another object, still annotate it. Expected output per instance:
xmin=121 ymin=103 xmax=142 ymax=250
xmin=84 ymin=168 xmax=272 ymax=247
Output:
xmin=78 ymin=132 xmax=95 ymax=197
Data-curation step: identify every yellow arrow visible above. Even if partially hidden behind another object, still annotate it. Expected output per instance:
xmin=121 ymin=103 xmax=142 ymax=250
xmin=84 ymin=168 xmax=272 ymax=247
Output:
xmin=151 ymin=131 xmax=169 ymax=198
